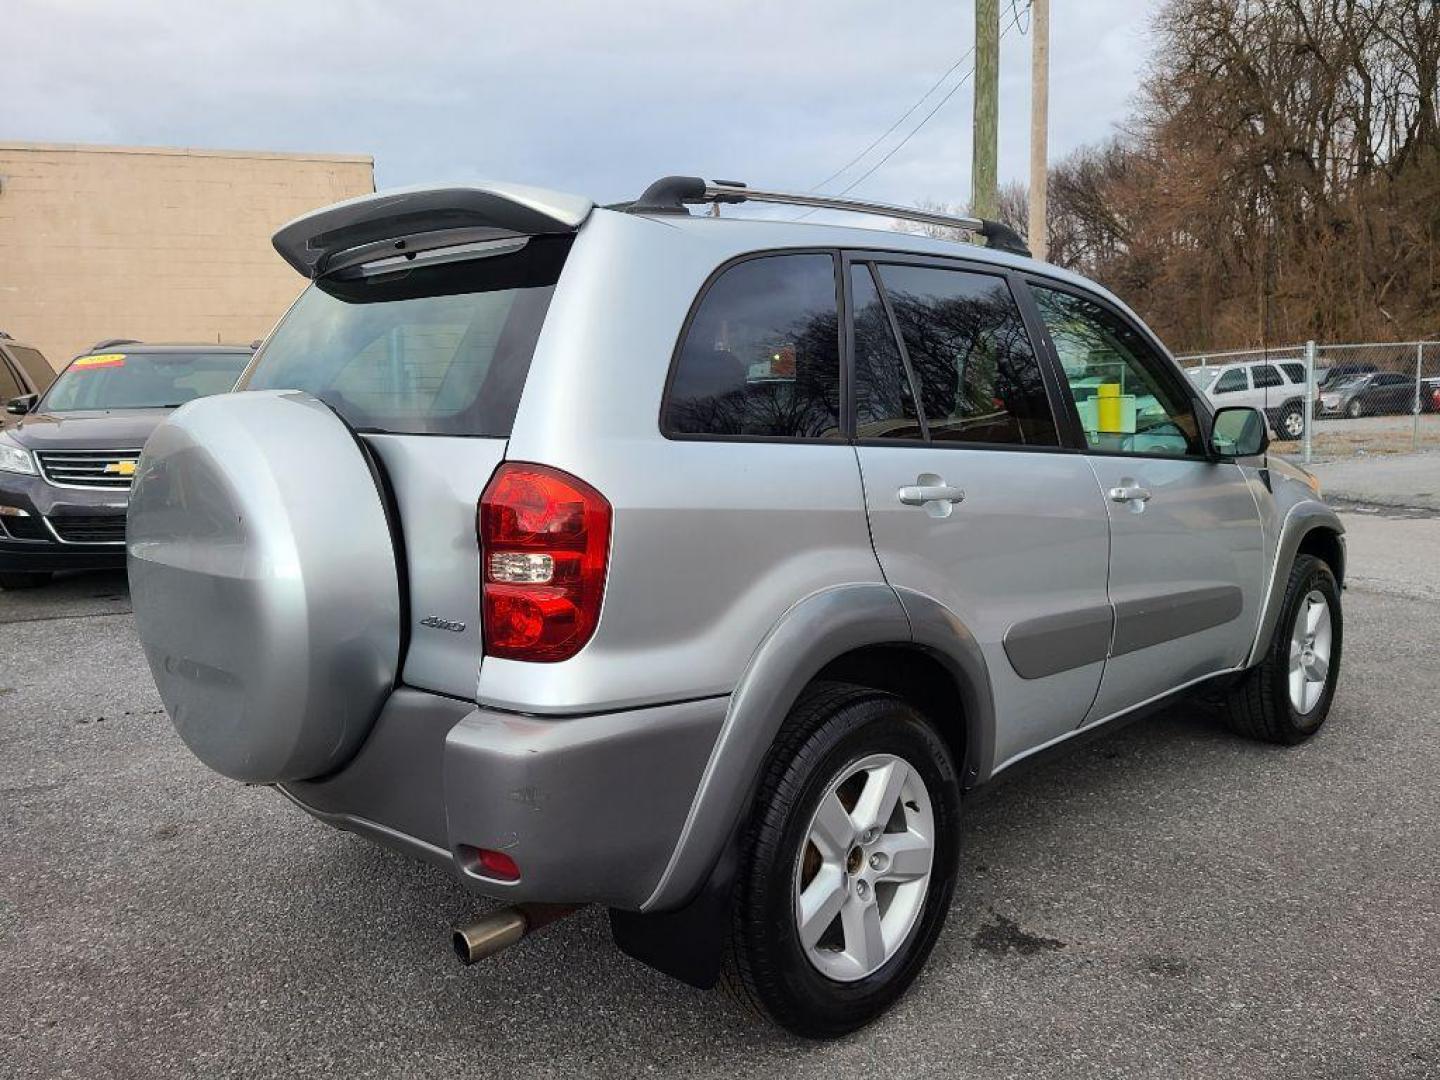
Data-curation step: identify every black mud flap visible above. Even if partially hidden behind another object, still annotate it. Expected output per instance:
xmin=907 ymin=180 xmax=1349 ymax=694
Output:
xmin=607 ymin=823 xmax=744 ymax=990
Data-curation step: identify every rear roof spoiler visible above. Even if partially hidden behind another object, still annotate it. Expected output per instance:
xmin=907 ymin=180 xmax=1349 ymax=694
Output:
xmin=273 ymin=182 xmax=594 ymax=279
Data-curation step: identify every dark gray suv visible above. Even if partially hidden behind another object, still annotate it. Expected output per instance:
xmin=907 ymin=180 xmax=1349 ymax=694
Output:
xmin=0 ymin=342 xmax=251 ymax=588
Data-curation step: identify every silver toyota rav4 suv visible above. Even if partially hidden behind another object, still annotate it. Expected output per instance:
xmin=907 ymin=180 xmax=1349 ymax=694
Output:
xmin=127 ymin=176 xmax=1345 ymax=1038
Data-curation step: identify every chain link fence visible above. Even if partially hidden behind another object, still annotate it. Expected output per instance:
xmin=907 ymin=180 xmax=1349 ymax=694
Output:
xmin=1177 ymin=341 xmax=1440 ymax=463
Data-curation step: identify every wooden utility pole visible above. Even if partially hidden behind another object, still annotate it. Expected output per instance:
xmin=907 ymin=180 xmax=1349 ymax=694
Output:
xmin=1028 ymin=0 xmax=1049 ymax=260
xmin=972 ymin=0 xmax=1000 ymax=220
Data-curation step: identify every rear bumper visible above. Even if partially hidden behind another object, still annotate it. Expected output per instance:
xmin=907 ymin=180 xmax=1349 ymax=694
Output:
xmin=280 ymin=686 xmax=727 ymax=911
xmin=0 ymin=472 xmax=128 ymax=573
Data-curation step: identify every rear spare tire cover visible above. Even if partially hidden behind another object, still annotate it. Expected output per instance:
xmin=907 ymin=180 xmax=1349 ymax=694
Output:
xmin=128 ymin=390 xmax=401 ymax=782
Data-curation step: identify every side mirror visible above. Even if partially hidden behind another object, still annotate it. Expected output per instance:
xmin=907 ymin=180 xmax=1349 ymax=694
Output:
xmin=6 ymin=394 xmax=38 ymax=416
xmin=1211 ymin=406 xmax=1269 ymax=458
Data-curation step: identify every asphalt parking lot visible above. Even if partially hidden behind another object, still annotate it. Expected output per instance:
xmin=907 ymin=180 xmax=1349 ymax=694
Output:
xmin=3 ymin=509 xmax=1438 ymax=1079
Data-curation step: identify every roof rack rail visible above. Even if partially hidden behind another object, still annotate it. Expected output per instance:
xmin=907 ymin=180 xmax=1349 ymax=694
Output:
xmin=88 ymin=338 xmax=140 ymax=351
xmin=624 ymin=175 xmax=1031 ymax=257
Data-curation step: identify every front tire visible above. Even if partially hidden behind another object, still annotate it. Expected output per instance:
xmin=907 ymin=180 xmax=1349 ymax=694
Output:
xmin=1221 ymin=554 xmax=1342 ymax=744
xmin=722 ymin=683 xmax=961 ymax=1038
xmin=1346 ymin=399 xmax=1365 ymax=419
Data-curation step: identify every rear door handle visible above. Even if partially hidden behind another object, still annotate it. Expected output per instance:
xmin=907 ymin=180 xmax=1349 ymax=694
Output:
xmin=1108 ymin=484 xmax=1152 ymax=504
xmin=898 ymin=483 xmax=965 ymax=506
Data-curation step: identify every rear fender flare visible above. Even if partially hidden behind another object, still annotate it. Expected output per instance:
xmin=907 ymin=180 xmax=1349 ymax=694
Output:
xmin=640 ymin=582 xmax=995 ymax=913
xmin=614 ymin=583 xmax=994 ymax=988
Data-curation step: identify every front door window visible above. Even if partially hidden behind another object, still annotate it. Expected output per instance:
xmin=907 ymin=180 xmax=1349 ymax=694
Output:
xmin=1030 ymin=285 xmax=1202 ymax=457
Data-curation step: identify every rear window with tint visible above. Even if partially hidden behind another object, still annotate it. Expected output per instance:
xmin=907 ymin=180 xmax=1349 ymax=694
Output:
xmin=244 ymin=237 xmax=570 ymax=436
xmin=663 ymin=254 xmax=841 ymax=440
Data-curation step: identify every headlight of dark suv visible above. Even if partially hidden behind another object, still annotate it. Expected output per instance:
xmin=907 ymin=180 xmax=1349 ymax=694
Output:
xmin=0 ymin=436 xmax=38 ymax=476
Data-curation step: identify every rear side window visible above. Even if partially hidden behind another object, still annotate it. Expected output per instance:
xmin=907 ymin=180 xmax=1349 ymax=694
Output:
xmin=244 ymin=237 xmax=570 ymax=436
xmin=663 ymin=254 xmax=841 ymax=440
xmin=851 ymin=264 xmax=923 ymax=438
xmin=1281 ymin=362 xmax=1305 ymax=383
xmin=873 ymin=264 xmax=1058 ymax=446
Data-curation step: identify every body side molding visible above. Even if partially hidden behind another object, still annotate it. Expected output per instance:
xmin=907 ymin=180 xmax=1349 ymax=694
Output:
xmin=1003 ymin=604 xmax=1115 ymax=680
xmin=1110 ymin=584 xmax=1244 ymax=657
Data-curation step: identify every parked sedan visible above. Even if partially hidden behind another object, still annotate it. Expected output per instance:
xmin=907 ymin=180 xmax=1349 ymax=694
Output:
xmin=1317 ymin=372 xmax=1419 ymax=419
xmin=0 ymin=342 xmax=253 ymax=588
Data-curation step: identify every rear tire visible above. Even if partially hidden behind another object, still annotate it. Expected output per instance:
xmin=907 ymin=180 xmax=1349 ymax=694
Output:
xmin=0 ymin=571 xmax=52 ymax=590
xmin=1278 ymin=404 xmax=1305 ymax=440
xmin=721 ymin=682 xmax=961 ymax=1038
xmin=1220 ymin=554 xmax=1341 ymax=744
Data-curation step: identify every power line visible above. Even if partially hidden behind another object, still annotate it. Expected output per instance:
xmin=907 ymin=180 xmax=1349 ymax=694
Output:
xmin=808 ymin=46 xmax=976 ymax=193
xmin=798 ymin=15 xmax=1024 ymax=217
xmin=831 ymin=64 xmax=979 ymax=198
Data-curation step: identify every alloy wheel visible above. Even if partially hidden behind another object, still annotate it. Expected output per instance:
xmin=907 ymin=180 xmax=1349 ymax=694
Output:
xmin=793 ymin=753 xmax=935 ymax=982
xmin=1289 ymin=589 xmax=1333 ymax=714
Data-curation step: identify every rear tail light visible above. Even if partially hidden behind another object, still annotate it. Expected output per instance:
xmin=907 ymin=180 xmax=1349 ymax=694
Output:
xmin=478 ymin=462 xmax=611 ymax=662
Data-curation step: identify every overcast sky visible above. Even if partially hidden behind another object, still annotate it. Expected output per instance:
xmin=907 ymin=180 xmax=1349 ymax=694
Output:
xmin=5 ymin=0 xmax=1156 ymax=214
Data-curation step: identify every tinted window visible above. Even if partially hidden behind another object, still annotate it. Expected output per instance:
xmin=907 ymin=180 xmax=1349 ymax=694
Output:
xmin=7 ymin=346 xmax=54 ymax=392
xmin=245 ymin=237 xmax=569 ymax=436
xmin=0 ymin=360 xmax=20 ymax=401
xmin=42 ymin=351 xmax=250 ymax=411
xmin=1281 ymin=362 xmax=1305 ymax=383
xmin=851 ymin=264 xmax=923 ymax=439
xmin=1214 ymin=369 xmax=1248 ymax=393
xmin=1252 ymin=364 xmax=1283 ymax=388
xmin=875 ymin=264 xmax=1057 ymax=446
xmin=1032 ymin=285 xmax=1203 ymax=457
xmin=664 ymin=254 xmax=841 ymax=439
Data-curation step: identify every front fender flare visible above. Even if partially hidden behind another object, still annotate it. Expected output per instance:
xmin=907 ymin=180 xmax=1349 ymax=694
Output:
xmin=1245 ymin=499 xmax=1345 ymax=667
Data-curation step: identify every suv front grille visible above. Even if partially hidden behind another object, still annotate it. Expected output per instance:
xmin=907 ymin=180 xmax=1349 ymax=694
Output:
xmin=36 ymin=449 xmax=143 ymax=489
xmin=48 ymin=514 xmax=127 ymax=544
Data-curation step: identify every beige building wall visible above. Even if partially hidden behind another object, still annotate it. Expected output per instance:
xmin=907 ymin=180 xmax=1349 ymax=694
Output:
xmin=0 ymin=142 xmax=374 ymax=369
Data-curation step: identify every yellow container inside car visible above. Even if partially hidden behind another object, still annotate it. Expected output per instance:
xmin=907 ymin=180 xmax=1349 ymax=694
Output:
xmin=1096 ymin=382 xmax=1123 ymax=432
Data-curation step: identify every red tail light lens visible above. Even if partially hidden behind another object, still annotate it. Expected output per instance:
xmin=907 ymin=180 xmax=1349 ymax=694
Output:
xmin=479 ymin=463 xmax=611 ymax=662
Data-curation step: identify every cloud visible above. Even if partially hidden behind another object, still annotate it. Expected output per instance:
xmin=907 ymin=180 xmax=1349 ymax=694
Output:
xmin=3 ymin=0 xmax=1156 ymax=209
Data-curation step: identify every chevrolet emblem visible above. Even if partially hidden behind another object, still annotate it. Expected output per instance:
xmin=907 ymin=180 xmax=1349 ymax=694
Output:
xmin=104 ymin=461 xmax=137 ymax=477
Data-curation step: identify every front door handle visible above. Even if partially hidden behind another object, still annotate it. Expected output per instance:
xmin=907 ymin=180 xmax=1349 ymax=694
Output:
xmin=1108 ymin=483 xmax=1152 ymax=504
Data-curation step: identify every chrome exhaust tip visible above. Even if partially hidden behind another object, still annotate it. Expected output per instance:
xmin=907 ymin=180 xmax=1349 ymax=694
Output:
xmin=451 ymin=903 xmax=581 ymax=966
xmin=452 ymin=908 xmax=529 ymax=965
